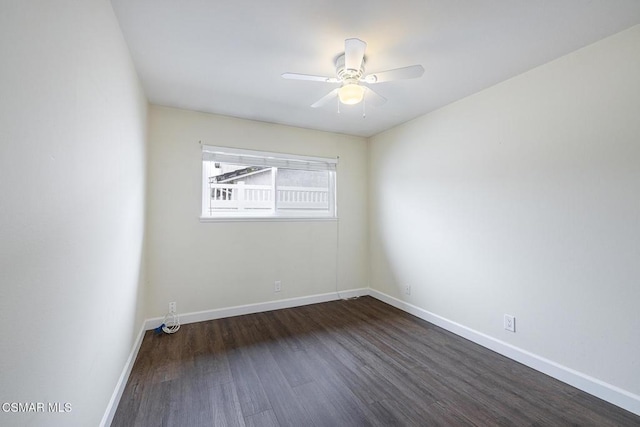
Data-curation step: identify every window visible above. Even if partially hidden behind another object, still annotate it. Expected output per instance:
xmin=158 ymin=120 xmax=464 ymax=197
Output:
xmin=201 ymin=145 xmax=337 ymax=220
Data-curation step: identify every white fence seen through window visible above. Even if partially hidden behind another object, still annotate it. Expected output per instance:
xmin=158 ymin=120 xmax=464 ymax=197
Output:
xmin=208 ymin=182 xmax=329 ymax=213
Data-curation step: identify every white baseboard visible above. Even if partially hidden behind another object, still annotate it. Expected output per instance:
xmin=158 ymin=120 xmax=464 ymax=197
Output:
xmin=368 ymin=289 xmax=640 ymax=417
xmin=100 ymin=323 xmax=146 ymax=427
xmin=144 ymin=287 xmax=370 ymax=330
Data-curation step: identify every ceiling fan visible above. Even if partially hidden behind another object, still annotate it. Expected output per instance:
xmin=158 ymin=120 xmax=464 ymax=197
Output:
xmin=282 ymin=38 xmax=424 ymax=109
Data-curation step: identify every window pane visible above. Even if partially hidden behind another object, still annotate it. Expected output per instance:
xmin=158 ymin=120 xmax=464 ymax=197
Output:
xmin=276 ymin=169 xmax=330 ymax=212
xmin=204 ymin=161 xmax=274 ymax=214
xmin=202 ymin=147 xmax=337 ymax=219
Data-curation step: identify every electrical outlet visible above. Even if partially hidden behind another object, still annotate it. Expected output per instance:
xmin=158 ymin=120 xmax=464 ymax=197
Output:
xmin=169 ymin=302 xmax=176 ymax=314
xmin=274 ymin=280 xmax=282 ymax=293
xmin=404 ymin=284 xmax=411 ymax=295
xmin=504 ymin=314 xmax=515 ymax=332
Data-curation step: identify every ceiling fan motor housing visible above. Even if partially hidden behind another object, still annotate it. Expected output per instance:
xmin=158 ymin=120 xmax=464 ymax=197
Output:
xmin=336 ymin=54 xmax=365 ymax=84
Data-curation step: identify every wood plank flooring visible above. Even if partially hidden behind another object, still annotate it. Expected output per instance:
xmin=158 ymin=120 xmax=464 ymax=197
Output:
xmin=112 ymin=297 xmax=640 ymax=426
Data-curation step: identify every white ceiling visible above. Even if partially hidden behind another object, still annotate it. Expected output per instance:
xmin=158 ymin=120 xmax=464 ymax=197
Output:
xmin=111 ymin=1 xmax=640 ymax=137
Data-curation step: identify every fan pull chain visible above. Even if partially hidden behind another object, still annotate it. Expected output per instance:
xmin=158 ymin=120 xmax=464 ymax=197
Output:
xmin=337 ymin=97 xmax=341 ymax=114
xmin=362 ymin=91 xmax=366 ymax=118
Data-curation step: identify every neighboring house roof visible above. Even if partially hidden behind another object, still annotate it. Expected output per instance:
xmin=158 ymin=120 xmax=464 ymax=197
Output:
xmin=209 ymin=166 xmax=270 ymax=184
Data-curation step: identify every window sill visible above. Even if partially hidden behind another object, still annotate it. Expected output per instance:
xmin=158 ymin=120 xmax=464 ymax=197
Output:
xmin=199 ymin=216 xmax=338 ymax=223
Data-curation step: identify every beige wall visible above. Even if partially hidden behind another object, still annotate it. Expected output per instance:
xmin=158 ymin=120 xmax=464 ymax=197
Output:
xmin=369 ymin=25 xmax=640 ymax=396
xmin=146 ymin=106 xmax=368 ymax=317
xmin=0 ymin=1 xmax=148 ymax=426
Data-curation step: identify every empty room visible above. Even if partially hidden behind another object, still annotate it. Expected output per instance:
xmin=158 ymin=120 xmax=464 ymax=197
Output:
xmin=1 ymin=0 xmax=639 ymax=426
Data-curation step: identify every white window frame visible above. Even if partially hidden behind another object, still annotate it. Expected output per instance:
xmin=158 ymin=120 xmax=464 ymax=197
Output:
xmin=200 ymin=145 xmax=338 ymax=221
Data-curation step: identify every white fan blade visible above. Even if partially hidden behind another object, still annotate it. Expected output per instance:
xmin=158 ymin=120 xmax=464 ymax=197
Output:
xmin=363 ymin=65 xmax=425 ymax=83
xmin=311 ymin=88 xmax=339 ymax=108
xmin=282 ymin=73 xmax=339 ymax=83
xmin=345 ymin=38 xmax=367 ymax=71
xmin=364 ymin=87 xmax=387 ymax=107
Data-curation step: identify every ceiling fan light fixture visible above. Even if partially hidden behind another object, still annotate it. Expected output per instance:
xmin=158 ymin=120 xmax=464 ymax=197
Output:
xmin=338 ymin=83 xmax=365 ymax=105
xmin=283 ymin=38 xmax=422 ymax=109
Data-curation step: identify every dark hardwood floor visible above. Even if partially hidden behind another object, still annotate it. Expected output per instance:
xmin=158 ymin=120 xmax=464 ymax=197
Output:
xmin=113 ymin=297 xmax=640 ymax=426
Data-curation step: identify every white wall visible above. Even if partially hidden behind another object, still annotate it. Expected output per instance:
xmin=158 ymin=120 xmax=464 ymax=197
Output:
xmin=146 ymin=106 xmax=368 ymax=317
xmin=0 ymin=1 xmax=147 ymax=426
xmin=369 ymin=25 xmax=640 ymax=399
